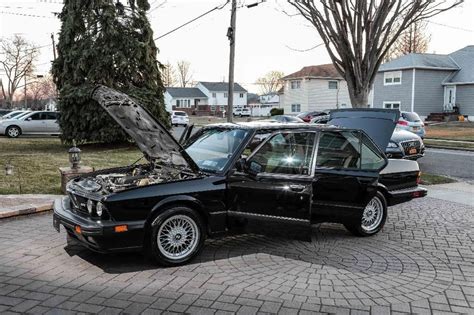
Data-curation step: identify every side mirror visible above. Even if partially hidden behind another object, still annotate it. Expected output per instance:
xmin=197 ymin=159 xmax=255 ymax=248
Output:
xmin=235 ymin=157 xmax=247 ymax=172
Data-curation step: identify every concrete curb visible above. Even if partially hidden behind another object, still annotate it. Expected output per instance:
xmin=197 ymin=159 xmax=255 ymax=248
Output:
xmin=425 ymin=144 xmax=474 ymax=152
xmin=0 ymin=195 xmax=63 ymax=219
xmin=0 ymin=203 xmax=54 ymax=219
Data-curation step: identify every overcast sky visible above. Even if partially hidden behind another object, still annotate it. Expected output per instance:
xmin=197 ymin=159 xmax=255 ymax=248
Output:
xmin=1 ymin=0 xmax=473 ymax=93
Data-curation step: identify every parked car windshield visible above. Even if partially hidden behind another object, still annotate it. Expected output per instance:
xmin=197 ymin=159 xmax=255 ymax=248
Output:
xmin=173 ymin=111 xmax=187 ymax=116
xmin=185 ymin=128 xmax=250 ymax=173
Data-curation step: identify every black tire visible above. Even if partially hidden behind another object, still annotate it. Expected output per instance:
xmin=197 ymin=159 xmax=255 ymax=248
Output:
xmin=6 ymin=126 xmax=21 ymax=138
xmin=344 ymin=191 xmax=387 ymax=237
xmin=149 ymin=206 xmax=205 ymax=266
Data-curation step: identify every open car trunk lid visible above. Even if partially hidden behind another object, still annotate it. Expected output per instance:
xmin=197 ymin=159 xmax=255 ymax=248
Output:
xmin=328 ymin=109 xmax=400 ymax=151
xmin=92 ymin=85 xmax=199 ymax=174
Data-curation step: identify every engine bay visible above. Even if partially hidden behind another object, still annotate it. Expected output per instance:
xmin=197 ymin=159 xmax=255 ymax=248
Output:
xmin=73 ymin=164 xmax=196 ymax=194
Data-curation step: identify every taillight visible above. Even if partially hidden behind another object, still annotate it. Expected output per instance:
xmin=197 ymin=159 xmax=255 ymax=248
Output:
xmin=416 ymin=171 xmax=422 ymax=184
xmin=397 ymin=120 xmax=408 ymax=126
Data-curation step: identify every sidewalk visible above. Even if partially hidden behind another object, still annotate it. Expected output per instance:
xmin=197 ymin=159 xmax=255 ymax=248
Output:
xmin=0 ymin=194 xmax=62 ymax=219
xmin=424 ymin=181 xmax=474 ymax=207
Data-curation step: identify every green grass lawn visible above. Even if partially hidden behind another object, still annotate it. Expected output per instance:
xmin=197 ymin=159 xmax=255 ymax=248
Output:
xmin=0 ymin=137 xmax=141 ymax=194
xmin=426 ymin=121 xmax=474 ymax=141
xmin=420 ymin=173 xmax=457 ymax=185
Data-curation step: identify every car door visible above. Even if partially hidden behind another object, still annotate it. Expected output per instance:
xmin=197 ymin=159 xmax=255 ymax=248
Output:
xmin=45 ymin=112 xmax=60 ymax=133
xmin=20 ymin=112 xmax=46 ymax=133
xmin=311 ymin=130 xmax=384 ymax=223
xmin=227 ymin=130 xmax=317 ymax=240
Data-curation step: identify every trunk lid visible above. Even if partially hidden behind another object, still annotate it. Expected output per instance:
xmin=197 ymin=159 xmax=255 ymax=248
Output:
xmin=328 ymin=109 xmax=400 ymax=150
xmin=91 ymin=85 xmax=200 ymax=174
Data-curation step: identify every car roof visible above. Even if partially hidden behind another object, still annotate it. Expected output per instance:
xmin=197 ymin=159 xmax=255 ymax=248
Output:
xmin=203 ymin=121 xmax=341 ymax=131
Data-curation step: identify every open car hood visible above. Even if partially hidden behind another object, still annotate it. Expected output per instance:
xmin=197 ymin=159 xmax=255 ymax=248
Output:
xmin=92 ymin=85 xmax=199 ymax=174
xmin=328 ymin=109 xmax=400 ymax=150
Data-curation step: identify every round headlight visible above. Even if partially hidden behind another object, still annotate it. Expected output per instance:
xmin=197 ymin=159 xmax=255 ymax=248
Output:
xmin=96 ymin=202 xmax=103 ymax=216
xmin=86 ymin=199 xmax=94 ymax=214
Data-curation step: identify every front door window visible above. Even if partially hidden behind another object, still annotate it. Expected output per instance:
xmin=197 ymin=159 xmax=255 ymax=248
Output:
xmin=247 ymin=132 xmax=316 ymax=175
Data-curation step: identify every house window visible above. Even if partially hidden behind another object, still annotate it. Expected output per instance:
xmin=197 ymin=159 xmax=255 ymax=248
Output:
xmin=211 ymin=105 xmax=216 ymax=111
xmin=176 ymin=100 xmax=180 ymax=107
xmin=212 ymin=92 xmax=216 ymax=98
xmin=224 ymin=93 xmax=228 ymax=98
xmin=239 ymin=93 xmax=244 ymax=98
xmin=291 ymin=104 xmax=301 ymax=112
xmin=290 ymin=80 xmax=301 ymax=89
xmin=328 ymin=81 xmax=338 ymax=89
xmin=384 ymin=71 xmax=402 ymax=85
xmin=383 ymin=101 xmax=401 ymax=110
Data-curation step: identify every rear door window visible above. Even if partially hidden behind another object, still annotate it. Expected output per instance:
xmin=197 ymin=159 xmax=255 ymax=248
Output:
xmin=316 ymin=131 xmax=360 ymax=169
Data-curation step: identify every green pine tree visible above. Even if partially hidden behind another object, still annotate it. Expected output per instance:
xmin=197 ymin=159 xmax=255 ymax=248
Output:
xmin=52 ymin=0 xmax=169 ymax=144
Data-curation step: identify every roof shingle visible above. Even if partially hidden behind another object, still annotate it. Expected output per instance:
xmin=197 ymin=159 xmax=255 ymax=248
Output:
xmin=199 ymin=82 xmax=247 ymax=92
xmin=166 ymin=87 xmax=207 ymax=98
xmin=283 ymin=64 xmax=342 ymax=80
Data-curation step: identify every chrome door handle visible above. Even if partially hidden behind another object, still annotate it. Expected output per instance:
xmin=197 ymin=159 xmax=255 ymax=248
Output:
xmin=289 ymin=184 xmax=305 ymax=192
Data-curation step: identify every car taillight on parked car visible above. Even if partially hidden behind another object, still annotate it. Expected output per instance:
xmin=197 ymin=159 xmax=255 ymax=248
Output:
xmin=397 ymin=120 xmax=408 ymax=126
xmin=416 ymin=171 xmax=422 ymax=184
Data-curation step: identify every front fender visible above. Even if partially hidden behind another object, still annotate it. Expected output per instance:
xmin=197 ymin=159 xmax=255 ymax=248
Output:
xmin=147 ymin=195 xmax=206 ymax=227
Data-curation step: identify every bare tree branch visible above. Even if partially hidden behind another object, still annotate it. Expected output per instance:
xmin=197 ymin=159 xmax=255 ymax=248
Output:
xmin=0 ymin=35 xmax=39 ymax=108
xmin=288 ymin=0 xmax=462 ymax=107
xmin=176 ymin=60 xmax=193 ymax=88
xmin=161 ymin=61 xmax=178 ymax=87
xmin=256 ymin=71 xmax=285 ymax=95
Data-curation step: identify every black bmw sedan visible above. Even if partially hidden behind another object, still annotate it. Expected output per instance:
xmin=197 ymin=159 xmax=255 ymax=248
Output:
xmin=53 ymin=86 xmax=426 ymax=266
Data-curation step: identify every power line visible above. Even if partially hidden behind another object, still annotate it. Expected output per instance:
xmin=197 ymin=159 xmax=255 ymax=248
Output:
xmin=0 ymin=11 xmax=55 ymax=18
xmin=154 ymin=1 xmax=230 ymax=40
xmin=427 ymin=21 xmax=473 ymax=33
xmin=285 ymin=43 xmax=324 ymax=52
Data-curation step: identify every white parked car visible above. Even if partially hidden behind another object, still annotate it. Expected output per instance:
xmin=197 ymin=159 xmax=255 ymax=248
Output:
xmin=171 ymin=110 xmax=189 ymax=126
xmin=0 ymin=111 xmax=60 ymax=138
xmin=1 ymin=110 xmax=29 ymax=120
xmin=233 ymin=107 xmax=251 ymax=117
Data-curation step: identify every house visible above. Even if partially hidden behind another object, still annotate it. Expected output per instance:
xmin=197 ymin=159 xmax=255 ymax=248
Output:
xmin=164 ymin=87 xmax=208 ymax=114
xmin=195 ymin=81 xmax=247 ymax=114
xmin=281 ymin=64 xmax=351 ymax=114
xmin=372 ymin=46 xmax=474 ymax=120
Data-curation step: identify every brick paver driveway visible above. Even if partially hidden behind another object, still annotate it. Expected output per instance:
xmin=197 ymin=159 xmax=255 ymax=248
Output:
xmin=0 ymin=197 xmax=473 ymax=314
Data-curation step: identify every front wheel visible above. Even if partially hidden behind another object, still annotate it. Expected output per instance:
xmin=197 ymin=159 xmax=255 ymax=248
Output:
xmin=149 ymin=207 xmax=205 ymax=266
xmin=345 ymin=191 xmax=387 ymax=237
xmin=6 ymin=126 xmax=21 ymax=138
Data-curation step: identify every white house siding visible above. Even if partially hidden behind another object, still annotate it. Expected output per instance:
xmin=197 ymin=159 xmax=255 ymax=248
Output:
xmin=307 ymin=79 xmax=351 ymax=110
xmin=195 ymin=83 xmax=247 ymax=108
xmin=164 ymin=92 xmax=173 ymax=113
xmin=455 ymin=84 xmax=474 ymax=117
xmin=373 ymin=69 xmax=413 ymax=112
xmin=413 ymin=70 xmax=454 ymax=116
xmin=282 ymin=79 xmax=309 ymax=114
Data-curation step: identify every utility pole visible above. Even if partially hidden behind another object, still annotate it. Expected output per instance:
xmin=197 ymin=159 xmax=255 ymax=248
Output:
xmin=226 ymin=0 xmax=237 ymax=123
xmin=24 ymin=76 xmax=27 ymax=108
xmin=51 ymin=33 xmax=57 ymax=60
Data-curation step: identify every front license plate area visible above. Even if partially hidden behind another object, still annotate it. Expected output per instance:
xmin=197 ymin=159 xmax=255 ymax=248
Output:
xmin=408 ymin=148 xmax=417 ymax=155
xmin=53 ymin=216 xmax=60 ymax=232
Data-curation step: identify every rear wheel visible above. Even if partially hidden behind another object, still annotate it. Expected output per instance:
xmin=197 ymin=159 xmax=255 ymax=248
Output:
xmin=6 ymin=126 xmax=21 ymax=138
xmin=149 ymin=207 xmax=205 ymax=266
xmin=345 ymin=191 xmax=387 ymax=237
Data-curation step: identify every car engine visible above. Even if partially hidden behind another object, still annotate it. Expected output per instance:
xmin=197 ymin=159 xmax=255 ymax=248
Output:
xmin=73 ymin=164 xmax=196 ymax=194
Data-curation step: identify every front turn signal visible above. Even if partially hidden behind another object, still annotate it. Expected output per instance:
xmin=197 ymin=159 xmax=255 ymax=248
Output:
xmin=75 ymin=225 xmax=82 ymax=234
xmin=114 ymin=225 xmax=128 ymax=233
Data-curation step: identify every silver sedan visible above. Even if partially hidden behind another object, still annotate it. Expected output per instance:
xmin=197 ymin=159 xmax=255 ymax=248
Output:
xmin=0 ymin=111 xmax=61 ymax=138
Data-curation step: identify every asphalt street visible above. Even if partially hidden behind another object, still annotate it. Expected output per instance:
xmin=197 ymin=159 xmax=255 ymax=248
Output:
xmin=419 ymin=148 xmax=474 ymax=180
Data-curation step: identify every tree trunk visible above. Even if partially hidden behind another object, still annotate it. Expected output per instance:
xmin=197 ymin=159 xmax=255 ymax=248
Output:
xmin=346 ymin=76 xmax=370 ymax=108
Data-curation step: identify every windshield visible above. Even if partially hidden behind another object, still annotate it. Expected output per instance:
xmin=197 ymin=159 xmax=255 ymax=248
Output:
xmin=173 ymin=111 xmax=187 ymax=116
xmin=185 ymin=128 xmax=250 ymax=173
